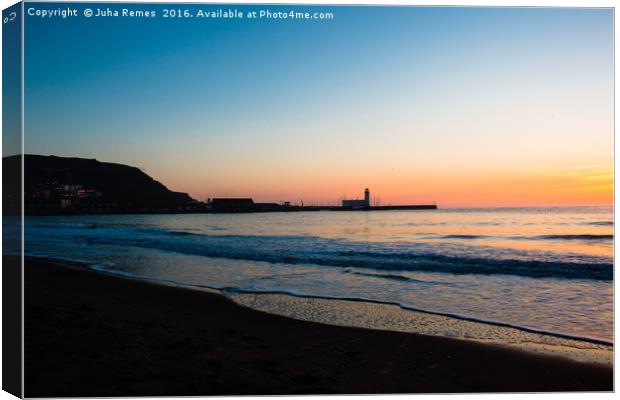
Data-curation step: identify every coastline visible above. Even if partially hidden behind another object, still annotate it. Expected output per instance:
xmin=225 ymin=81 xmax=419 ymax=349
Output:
xmin=227 ymin=291 xmax=613 ymax=365
xmin=24 ymin=256 xmax=613 ymax=396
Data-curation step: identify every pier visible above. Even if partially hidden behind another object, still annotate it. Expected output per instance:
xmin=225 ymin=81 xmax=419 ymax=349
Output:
xmin=208 ymin=189 xmax=437 ymax=213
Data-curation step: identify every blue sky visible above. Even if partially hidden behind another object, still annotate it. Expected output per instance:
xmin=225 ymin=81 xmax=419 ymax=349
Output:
xmin=24 ymin=5 xmax=613 ymax=205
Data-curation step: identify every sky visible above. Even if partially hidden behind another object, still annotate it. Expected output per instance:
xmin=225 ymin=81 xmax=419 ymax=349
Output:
xmin=24 ymin=4 xmax=613 ymax=207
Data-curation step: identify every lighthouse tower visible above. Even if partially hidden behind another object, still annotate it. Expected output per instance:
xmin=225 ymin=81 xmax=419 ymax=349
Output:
xmin=364 ymin=188 xmax=370 ymax=207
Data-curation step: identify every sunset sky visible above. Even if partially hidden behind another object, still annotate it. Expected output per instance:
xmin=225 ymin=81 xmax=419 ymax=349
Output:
xmin=24 ymin=5 xmax=613 ymax=206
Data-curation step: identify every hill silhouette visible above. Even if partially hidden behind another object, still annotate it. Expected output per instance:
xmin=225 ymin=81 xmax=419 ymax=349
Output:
xmin=4 ymin=155 xmax=198 ymax=214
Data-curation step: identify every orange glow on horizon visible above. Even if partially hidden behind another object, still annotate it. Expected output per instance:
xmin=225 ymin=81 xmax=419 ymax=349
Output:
xmin=160 ymin=162 xmax=613 ymax=208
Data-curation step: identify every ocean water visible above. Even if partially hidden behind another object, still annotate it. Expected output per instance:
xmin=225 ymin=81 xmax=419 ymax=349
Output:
xmin=20 ymin=207 xmax=613 ymax=344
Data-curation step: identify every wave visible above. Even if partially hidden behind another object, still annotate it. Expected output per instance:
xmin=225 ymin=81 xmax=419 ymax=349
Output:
xmin=536 ymin=234 xmax=613 ymax=241
xmin=169 ymin=230 xmax=200 ymax=236
xmin=583 ymin=221 xmax=614 ymax=226
xmin=219 ymin=287 xmax=614 ymax=347
xmin=439 ymin=233 xmax=613 ymax=241
xmin=70 ymin=228 xmax=612 ymax=281
xmin=345 ymin=270 xmax=452 ymax=285
xmin=24 ymin=219 xmax=614 ymax=281
xmin=441 ymin=234 xmax=486 ymax=239
xmin=346 ymin=270 xmax=415 ymax=282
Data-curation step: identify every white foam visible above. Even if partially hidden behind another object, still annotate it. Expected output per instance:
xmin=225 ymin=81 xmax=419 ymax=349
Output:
xmin=227 ymin=292 xmax=613 ymax=366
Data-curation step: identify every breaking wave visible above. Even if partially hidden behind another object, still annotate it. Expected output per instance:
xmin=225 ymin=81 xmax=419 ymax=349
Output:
xmin=57 ymin=225 xmax=614 ymax=281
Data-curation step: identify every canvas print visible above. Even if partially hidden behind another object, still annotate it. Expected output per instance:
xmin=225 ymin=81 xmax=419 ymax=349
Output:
xmin=2 ymin=2 xmax=614 ymax=397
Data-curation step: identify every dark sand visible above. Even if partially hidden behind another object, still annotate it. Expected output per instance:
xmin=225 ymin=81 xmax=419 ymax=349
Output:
xmin=23 ymin=256 xmax=612 ymax=397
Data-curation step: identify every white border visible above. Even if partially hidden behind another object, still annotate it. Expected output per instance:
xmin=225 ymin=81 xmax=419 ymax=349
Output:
xmin=0 ymin=1 xmax=616 ymax=400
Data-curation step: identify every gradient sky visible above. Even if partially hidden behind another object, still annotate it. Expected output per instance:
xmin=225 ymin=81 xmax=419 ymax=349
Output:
xmin=24 ymin=5 xmax=613 ymax=206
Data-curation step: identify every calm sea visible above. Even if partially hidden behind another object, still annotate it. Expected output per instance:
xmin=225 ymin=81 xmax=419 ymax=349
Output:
xmin=19 ymin=206 xmax=613 ymax=343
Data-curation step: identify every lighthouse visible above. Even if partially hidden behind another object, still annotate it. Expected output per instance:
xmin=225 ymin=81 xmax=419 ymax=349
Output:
xmin=341 ymin=188 xmax=372 ymax=209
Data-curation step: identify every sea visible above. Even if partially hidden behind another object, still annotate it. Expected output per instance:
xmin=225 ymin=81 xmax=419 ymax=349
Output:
xmin=16 ymin=206 xmax=614 ymax=353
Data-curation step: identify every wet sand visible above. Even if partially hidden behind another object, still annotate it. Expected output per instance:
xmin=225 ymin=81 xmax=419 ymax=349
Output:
xmin=24 ymin=256 xmax=612 ymax=397
xmin=229 ymin=292 xmax=613 ymax=365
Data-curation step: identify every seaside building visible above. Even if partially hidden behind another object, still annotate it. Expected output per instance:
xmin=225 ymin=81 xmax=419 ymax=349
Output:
xmin=210 ymin=198 xmax=255 ymax=212
xmin=342 ymin=188 xmax=371 ymax=209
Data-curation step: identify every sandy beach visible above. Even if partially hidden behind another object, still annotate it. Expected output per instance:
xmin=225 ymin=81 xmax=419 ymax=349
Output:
xmin=23 ymin=256 xmax=612 ymax=397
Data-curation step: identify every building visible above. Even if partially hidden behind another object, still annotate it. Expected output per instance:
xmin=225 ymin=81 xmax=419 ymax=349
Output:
xmin=209 ymin=198 xmax=286 ymax=212
xmin=210 ymin=198 xmax=254 ymax=212
xmin=342 ymin=188 xmax=371 ymax=209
